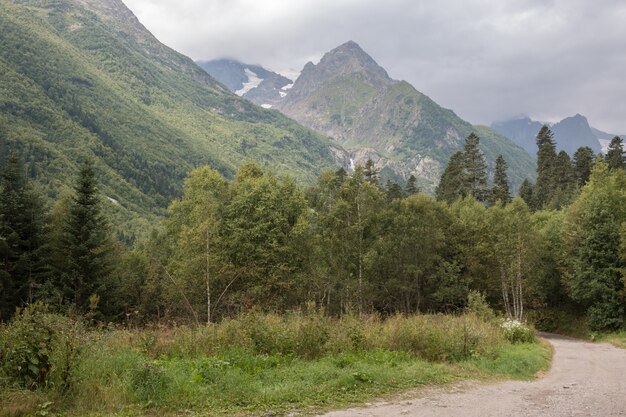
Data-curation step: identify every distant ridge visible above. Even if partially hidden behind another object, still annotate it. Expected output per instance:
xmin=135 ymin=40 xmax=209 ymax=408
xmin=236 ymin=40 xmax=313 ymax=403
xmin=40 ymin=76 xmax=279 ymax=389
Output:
xmin=274 ymin=41 xmax=535 ymax=190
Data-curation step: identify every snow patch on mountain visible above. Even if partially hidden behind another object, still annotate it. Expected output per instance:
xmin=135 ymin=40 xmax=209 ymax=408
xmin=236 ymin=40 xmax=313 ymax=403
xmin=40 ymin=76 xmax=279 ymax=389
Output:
xmin=235 ymin=68 xmax=263 ymax=96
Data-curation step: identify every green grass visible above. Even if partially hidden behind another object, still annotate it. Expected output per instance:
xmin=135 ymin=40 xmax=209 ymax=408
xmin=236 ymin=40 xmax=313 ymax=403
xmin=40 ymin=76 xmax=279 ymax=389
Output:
xmin=596 ymin=331 xmax=626 ymax=349
xmin=0 ymin=312 xmax=553 ymax=417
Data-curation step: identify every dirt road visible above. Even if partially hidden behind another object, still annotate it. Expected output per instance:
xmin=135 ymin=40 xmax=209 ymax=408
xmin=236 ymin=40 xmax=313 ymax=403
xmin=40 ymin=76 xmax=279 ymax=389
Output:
xmin=319 ymin=334 xmax=626 ymax=417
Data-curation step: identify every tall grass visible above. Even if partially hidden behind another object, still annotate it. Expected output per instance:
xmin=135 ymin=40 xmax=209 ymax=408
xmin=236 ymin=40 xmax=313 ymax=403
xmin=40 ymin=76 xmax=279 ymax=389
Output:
xmin=0 ymin=310 xmax=549 ymax=417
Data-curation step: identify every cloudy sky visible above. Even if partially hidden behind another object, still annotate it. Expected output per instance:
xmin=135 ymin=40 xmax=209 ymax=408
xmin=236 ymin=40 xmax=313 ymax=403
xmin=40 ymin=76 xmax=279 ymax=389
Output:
xmin=124 ymin=0 xmax=626 ymax=133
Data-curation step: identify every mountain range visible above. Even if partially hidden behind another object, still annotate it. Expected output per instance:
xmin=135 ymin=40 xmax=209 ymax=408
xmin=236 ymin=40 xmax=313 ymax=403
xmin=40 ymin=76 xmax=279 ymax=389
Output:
xmin=196 ymin=59 xmax=293 ymax=108
xmin=491 ymin=115 xmax=624 ymax=156
xmin=0 ymin=0 xmax=342 ymax=238
xmin=203 ymin=41 xmax=535 ymax=191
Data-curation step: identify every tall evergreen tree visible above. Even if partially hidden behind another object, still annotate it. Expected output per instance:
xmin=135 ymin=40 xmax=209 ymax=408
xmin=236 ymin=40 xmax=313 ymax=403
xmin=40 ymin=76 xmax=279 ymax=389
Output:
xmin=436 ymin=151 xmax=466 ymax=203
xmin=573 ymin=146 xmax=595 ymax=186
xmin=0 ymin=153 xmax=47 ymax=320
xmin=489 ymin=155 xmax=511 ymax=205
xmin=405 ymin=174 xmax=419 ymax=196
xmin=462 ymin=133 xmax=488 ymax=202
xmin=534 ymin=125 xmax=557 ymax=208
xmin=549 ymin=150 xmax=578 ymax=209
xmin=518 ymin=179 xmax=535 ymax=210
xmin=363 ymin=159 xmax=380 ymax=186
xmin=605 ymin=136 xmax=625 ymax=170
xmin=60 ymin=160 xmax=113 ymax=314
xmin=385 ymin=180 xmax=403 ymax=202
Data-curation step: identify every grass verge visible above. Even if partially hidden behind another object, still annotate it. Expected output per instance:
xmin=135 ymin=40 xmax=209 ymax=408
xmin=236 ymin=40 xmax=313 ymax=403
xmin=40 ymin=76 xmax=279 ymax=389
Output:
xmin=596 ymin=331 xmax=626 ymax=349
xmin=1 ymin=311 xmax=552 ymax=417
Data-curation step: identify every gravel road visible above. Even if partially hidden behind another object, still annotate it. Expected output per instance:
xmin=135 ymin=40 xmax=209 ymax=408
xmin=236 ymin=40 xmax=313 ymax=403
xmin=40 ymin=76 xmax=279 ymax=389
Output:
xmin=318 ymin=334 xmax=626 ymax=417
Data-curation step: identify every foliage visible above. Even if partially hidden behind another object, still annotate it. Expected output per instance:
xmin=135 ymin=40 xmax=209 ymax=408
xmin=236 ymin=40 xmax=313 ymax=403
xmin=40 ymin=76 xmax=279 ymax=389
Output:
xmin=489 ymin=155 xmax=511 ymax=205
xmin=605 ymin=136 xmax=625 ymax=170
xmin=562 ymin=162 xmax=626 ymax=331
xmin=0 ymin=303 xmax=84 ymax=391
xmin=0 ymin=153 xmax=47 ymax=320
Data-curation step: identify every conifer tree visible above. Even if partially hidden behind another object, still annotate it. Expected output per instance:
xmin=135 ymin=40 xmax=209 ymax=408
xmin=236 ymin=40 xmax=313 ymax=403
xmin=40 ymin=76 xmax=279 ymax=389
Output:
xmin=0 ymin=153 xmax=47 ymax=320
xmin=363 ymin=159 xmax=380 ymax=185
xmin=573 ymin=146 xmax=595 ymax=186
xmin=405 ymin=174 xmax=419 ymax=195
xmin=60 ymin=160 xmax=113 ymax=314
xmin=462 ymin=133 xmax=488 ymax=202
xmin=489 ymin=155 xmax=511 ymax=205
xmin=518 ymin=179 xmax=535 ymax=210
xmin=534 ymin=125 xmax=557 ymax=208
xmin=605 ymin=136 xmax=625 ymax=170
xmin=436 ymin=151 xmax=466 ymax=203
xmin=385 ymin=180 xmax=403 ymax=202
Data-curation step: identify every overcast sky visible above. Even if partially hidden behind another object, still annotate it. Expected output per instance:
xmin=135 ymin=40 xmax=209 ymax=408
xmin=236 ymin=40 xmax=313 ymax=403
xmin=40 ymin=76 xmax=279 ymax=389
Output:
xmin=124 ymin=0 xmax=626 ymax=133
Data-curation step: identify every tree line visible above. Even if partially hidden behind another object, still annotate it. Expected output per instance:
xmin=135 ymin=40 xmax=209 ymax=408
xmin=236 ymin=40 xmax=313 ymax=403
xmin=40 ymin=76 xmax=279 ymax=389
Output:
xmin=1 ymin=130 xmax=625 ymax=330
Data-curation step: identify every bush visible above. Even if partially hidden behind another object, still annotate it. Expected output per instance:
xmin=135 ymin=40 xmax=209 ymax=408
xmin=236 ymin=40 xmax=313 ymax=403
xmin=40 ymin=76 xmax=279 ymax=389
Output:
xmin=0 ymin=303 xmax=84 ymax=391
xmin=501 ymin=319 xmax=535 ymax=343
xmin=466 ymin=290 xmax=496 ymax=321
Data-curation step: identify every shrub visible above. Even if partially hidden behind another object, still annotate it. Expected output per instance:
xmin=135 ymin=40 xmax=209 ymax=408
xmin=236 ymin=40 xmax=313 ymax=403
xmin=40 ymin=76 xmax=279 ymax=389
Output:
xmin=0 ymin=303 xmax=84 ymax=391
xmin=466 ymin=290 xmax=496 ymax=321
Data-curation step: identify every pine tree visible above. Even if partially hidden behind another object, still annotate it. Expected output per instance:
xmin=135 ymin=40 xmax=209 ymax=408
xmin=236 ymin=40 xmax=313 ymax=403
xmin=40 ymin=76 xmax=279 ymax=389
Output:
xmin=534 ymin=125 xmax=557 ymax=208
xmin=489 ymin=155 xmax=511 ymax=205
xmin=385 ymin=180 xmax=403 ymax=202
xmin=0 ymin=153 xmax=47 ymax=320
xmin=61 ymin=160 xmax=113 ymax=314
xmin=605 ymin=136 xmax=625 ymax=170
xmin=573 ymin=146 xmax=595 ymax=186
xmin=363 ymin=159 xmax=379 ymax=185
xmin=518 ymin=179 xmax=535 ymax=210
xmin=436 ymin=151 xmax=466 ymax=203
xmin=548 ymin=150 xmax=578 ymax=209
xmin=405 ymin=174 xmax=419 ymax=195
xmin=462 ymin=133 xmax=488 ymax=202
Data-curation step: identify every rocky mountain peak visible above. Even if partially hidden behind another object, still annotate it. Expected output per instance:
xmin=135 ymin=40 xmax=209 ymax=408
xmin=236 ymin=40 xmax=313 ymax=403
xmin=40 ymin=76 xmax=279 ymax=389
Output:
xmin=277 ymin=41 xmax=393 ymax=107
xmin=315 ymin=40 xmax=393 ymax=86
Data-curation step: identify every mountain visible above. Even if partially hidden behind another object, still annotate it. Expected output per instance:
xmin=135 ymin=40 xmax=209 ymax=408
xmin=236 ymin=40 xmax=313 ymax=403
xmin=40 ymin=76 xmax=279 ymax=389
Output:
xmin=551 ymin=114 xmax=602 ymax=155
xmin=0 ymin=0 xmax=342 ymax=239
xmin=197 ymin=59 xmax=293 ymax=108
xmin=274 ymin=41 xmax=535 ymax=191
xmin=490 ymin=117 xmax=544 ymax=155
xmin=492 ymin=115 xmax=618 ymax=156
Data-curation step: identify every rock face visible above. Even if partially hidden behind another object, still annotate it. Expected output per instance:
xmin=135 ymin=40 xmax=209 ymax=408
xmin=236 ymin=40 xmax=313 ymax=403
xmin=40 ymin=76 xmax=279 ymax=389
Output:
xmin=551 ymin=114 xmax=602 ymax=155
xmin=275 ymin=41 xmax=535 ymax=191
xmin=491 ymin=117 xmax=544 ymax=155
xmin=198 ymin=59 xmax=292 ymax=108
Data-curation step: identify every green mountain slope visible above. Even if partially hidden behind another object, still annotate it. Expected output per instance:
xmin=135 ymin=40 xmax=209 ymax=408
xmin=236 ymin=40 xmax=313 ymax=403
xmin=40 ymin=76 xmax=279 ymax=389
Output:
xmin=276 ymin=41 xmax=535 ymax=191
xmin=0 ymin=0 xmax=341 ymax=239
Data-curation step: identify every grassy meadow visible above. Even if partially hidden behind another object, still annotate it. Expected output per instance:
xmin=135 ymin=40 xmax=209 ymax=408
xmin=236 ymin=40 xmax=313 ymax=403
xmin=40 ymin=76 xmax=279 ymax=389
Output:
xmin=0 ymin=307 xmax=551 ymax=417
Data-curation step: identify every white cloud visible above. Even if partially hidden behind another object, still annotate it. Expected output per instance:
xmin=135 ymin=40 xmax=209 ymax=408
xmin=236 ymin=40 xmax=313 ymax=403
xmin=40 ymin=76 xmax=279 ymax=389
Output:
xmin=124 ymin=0 xmax=626 ymax=133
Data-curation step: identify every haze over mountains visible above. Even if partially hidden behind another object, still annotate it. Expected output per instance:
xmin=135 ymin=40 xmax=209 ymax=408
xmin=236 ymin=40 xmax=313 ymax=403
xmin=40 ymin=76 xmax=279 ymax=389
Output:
xmin=202 ymin=41 xmax=535 ymax=191
xmin=492 ymin=115 xmax=624 ymax=157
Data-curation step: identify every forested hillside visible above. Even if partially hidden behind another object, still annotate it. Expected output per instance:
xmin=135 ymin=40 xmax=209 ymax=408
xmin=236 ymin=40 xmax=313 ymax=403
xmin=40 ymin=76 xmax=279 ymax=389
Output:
xmin=0 ymin=0 xmax=342 ymax=239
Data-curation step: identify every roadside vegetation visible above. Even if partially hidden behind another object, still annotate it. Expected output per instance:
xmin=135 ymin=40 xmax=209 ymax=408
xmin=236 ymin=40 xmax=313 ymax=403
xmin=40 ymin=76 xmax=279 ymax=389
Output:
xmin=0 ymin=302 xmax=550 ymax=417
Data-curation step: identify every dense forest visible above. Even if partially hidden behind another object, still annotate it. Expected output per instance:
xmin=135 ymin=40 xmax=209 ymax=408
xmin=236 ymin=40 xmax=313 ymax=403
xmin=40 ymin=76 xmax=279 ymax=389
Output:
xmin=1 ymin=126 xmax=624 ymax=332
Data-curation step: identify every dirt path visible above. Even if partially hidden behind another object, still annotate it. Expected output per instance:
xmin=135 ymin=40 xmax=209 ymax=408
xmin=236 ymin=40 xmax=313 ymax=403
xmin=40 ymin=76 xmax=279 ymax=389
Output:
xmin=318 ymin=334 xmax=626 ymax=417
